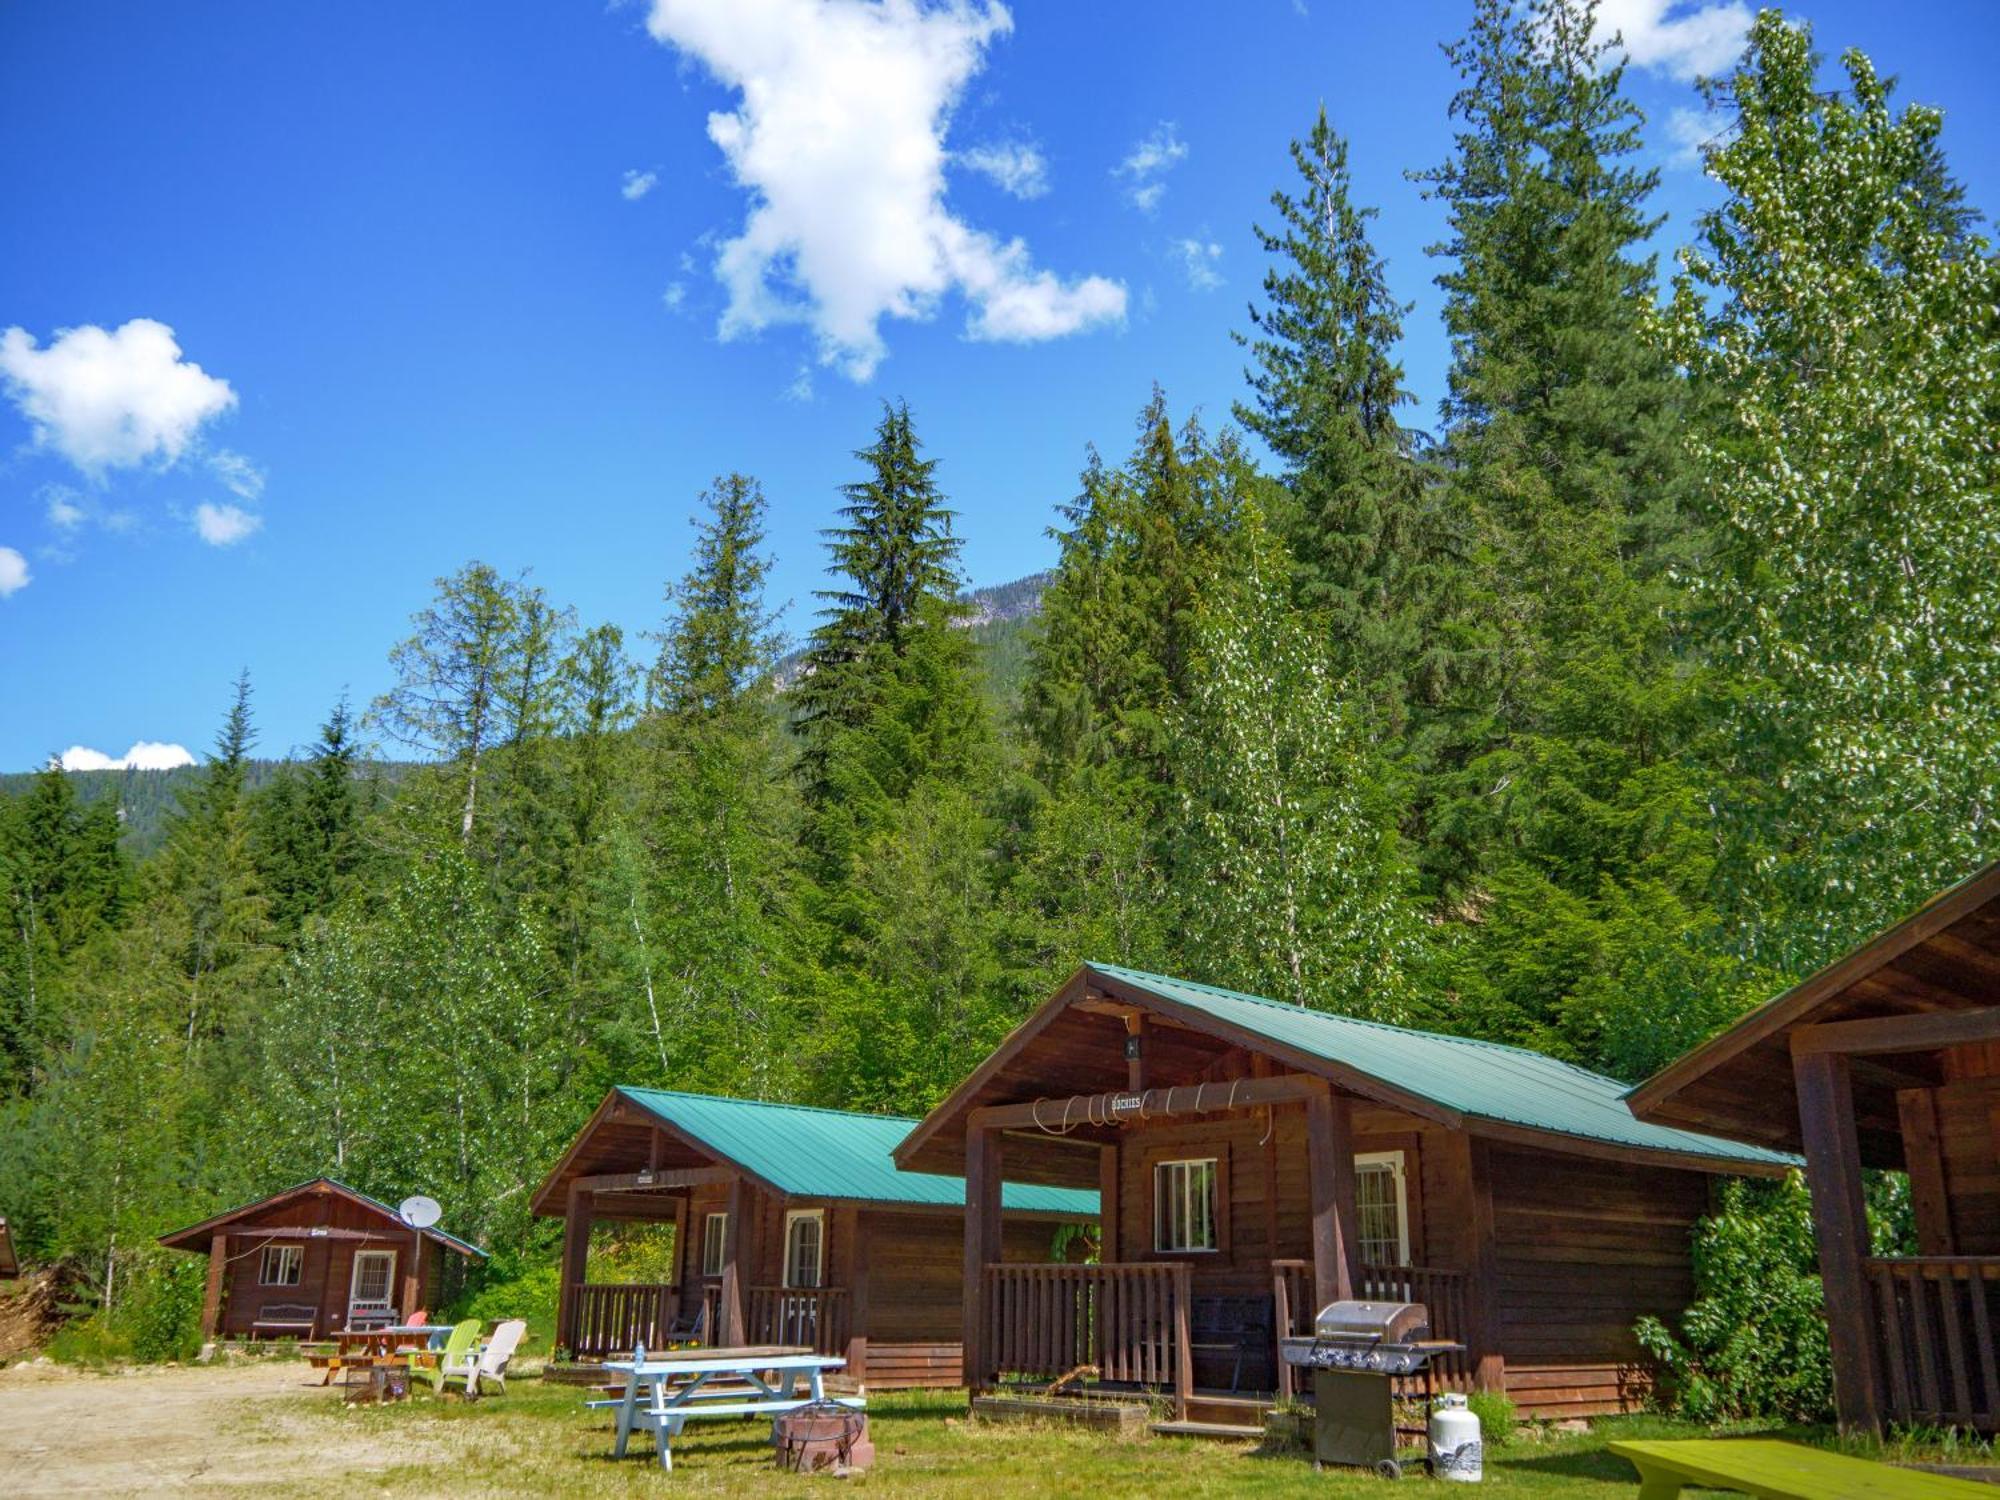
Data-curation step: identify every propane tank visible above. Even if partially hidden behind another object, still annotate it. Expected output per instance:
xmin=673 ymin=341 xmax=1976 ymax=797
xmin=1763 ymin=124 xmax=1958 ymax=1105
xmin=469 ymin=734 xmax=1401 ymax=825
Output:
xmin=1428 ymin=1393 xmax=1483 ymax=1482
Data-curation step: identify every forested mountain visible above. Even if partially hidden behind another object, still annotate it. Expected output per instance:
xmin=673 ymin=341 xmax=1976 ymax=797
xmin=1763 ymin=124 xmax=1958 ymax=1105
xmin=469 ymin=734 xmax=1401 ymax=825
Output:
xmin=0 ymin=762 xmax=298 ymax=860
xmin=2 ymin=6 xmax=1993 ymax=1381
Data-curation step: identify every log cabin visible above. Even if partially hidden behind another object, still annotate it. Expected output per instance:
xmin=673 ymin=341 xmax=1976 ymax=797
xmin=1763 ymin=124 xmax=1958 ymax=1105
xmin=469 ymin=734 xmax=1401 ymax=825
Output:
xmin=0 ymin=1211 xmax=16 ymax=1278
xmin=894 ymin=963 xmax=1796 ymax=1422
xmin=159 ymin=1178 xmax=485 ymax=1341
xmin=1628 ymin=860 xmax=2000 ymax=1436
xmin=531 ymin=1087 xmax=1098 ymax=1389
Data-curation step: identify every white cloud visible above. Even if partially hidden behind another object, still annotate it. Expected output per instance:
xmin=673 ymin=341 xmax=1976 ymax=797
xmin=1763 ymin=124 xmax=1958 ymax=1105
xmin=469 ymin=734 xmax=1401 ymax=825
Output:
xmin=663 ymin=281 xmax=689 ymax=311
xmin=958 ymin=140 xmax=1049 ymax=199
xmin=0 ymin=319 xmax=237 ymax=476
xmin=1172 ymin=238 xmax=1223 ymax=292
xmin=623 ymin=167 xmax=660 ymax=201
xmin=193 ymin=501 xmax=261 ymax=546
xmin=1664 ymin=103 xmax=1734 ymax=167
xmin=56 ymin=741 xmax=197 ymax=772
xmin=209 ymin=448 xmax=265 ymax=500
xmin=0 ymin=546 xmax=28 ymax=598
xmin=1595 ymin=0 xmax=1750 ymax=81
xmin=44 ymin=486 xmax=86 ymax=530
xmin=1116 ymin=122 xmax=1187 ymax=213
xmin=643 ymin=0 xmax=1124 ymax=379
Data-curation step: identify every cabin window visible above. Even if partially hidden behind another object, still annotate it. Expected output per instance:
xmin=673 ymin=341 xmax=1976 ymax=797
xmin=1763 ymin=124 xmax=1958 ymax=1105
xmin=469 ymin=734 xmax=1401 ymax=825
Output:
xmin=259 ymin=1245 xmax=302 ymax=1286
xmin=1355 ymin=1151 xmax=1409 ymax=1266
xmin=701 ymin=1213 xmax=728 ymax=1277
xmin=783 ymin=1210 xmax=825 ymax=1289
xmin=1154 ymin=1158 xmax=1218 ymax=1253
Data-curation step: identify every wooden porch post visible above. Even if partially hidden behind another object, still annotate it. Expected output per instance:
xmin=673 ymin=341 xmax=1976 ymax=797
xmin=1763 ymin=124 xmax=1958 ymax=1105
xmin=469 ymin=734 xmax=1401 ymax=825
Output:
xmin=1793 ymin=1048 xmax=1885 ymax=1435
xmin=1443 ymin=1132 xmax=1506 ymax=1393
xmin=845 ymin=1208 xmax=870 ymax=1384
xmin=1097 ymin=1145 xmax=1119 ymax=1263
xmin=718 ymin=1176 xmax=747 ymax=1347
xmin=961 ymin=1124 xmax=1002 ymax=1392
xmin=1305 ymin=1086 xmax=1361 ymax=1304
xmin=557 ymin=1184 xmax=593 ymax=1357
xmin=201 ymin=1233 xmax=228 ymax=1339
xmin=400 ymin=1230 xmax=422 ymax=1320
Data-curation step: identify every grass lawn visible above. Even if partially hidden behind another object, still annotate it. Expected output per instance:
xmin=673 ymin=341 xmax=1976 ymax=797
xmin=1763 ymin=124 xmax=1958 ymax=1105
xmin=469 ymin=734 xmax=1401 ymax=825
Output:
xmin=276 ymin=1377 xmax=1744 ymax=1498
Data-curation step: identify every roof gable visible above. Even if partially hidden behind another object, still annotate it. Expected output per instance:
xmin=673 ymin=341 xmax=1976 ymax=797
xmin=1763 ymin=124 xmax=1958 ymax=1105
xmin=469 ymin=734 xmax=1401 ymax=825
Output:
xmin=158 ymin=1177 xmax=485 ymax=1257
xmin=617 ymin=1088 xmax=1097 ymax=1215
xmin=895 ymin=963 xmax=1796 ymax=1176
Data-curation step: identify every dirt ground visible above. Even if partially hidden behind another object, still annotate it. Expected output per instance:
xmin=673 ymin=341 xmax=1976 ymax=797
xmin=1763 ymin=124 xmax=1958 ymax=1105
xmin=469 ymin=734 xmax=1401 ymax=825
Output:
xmin=0 ymin=1357 xmax=451 ymax=1496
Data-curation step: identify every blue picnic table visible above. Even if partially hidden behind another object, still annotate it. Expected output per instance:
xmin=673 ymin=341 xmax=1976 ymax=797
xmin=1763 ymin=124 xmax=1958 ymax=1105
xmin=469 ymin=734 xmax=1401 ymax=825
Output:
xmin=596 ymin=1345 xmax=864 ymax=1472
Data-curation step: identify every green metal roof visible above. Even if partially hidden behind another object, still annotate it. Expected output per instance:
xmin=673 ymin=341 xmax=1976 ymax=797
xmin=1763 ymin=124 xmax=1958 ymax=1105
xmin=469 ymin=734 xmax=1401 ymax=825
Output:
xmin=1086 ymin=964 xmax=1798 ymax=1171
xmin=616 ymin=1087 xmax=1100 ymax=1215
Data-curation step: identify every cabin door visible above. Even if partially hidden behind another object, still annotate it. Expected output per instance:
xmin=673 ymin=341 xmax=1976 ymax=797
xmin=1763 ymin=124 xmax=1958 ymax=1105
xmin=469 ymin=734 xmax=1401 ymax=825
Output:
xmin=348 ymin=1249 xmax=397 ymax=1324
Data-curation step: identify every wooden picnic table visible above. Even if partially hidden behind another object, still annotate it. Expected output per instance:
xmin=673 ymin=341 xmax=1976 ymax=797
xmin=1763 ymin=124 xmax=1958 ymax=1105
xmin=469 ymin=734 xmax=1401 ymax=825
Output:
xmin=597 ymin=1346 xmax=863 ymax=1472
xmin=333 ymin=1324 xmax=443 ymax=1356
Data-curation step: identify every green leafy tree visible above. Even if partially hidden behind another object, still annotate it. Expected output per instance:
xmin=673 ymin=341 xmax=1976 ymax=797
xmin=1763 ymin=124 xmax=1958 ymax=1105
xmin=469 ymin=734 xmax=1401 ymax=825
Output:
xmin=1664 ymin=11 xmax=2000 ymax=969
xmin=1169 ymin=522 xmax=1424 ymax=1019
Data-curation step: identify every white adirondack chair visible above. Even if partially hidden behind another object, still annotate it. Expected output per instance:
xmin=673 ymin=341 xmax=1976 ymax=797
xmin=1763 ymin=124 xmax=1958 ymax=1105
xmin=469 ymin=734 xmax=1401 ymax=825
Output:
xmin=445 ymin=1318 xmax=527 ymax=1398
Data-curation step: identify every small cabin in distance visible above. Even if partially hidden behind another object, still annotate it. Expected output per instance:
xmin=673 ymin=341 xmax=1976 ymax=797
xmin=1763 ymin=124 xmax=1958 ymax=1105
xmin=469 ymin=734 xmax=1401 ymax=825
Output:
xmin=896 ymin=963 xmax=1795 ymax=1421
xmin=159 ymin=1178 xmax=485 ymax=1341
xmin=0 ymin=1211 xmax=16 ymax=1278
xmin=532 ymin=1088 xmax=1097 ymax=1389
xmin=1630 ymin=861 xmax=2000 ymax=1435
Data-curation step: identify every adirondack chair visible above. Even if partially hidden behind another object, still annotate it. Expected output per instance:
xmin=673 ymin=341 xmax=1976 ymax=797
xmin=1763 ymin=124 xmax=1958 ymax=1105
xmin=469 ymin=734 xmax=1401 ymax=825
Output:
xmin=411 ymin=1319 xmax=482 ymax=1395
xmin=444 ymin=1318 xmax=527 ymax=1399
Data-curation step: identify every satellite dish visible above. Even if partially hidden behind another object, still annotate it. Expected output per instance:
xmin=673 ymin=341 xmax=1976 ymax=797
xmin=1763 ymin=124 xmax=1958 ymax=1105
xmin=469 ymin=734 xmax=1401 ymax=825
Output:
xmin=398 ymin=1194 xmax=442 ymax=1230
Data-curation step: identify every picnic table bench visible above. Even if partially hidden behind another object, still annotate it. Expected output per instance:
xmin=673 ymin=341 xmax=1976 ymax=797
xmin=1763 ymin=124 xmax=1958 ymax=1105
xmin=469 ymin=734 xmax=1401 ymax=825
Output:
xmin=1609 ymin=1439 xmax=1996 ymax=1499
xmin=595 ymin=1345 xmax=863 ymax=1472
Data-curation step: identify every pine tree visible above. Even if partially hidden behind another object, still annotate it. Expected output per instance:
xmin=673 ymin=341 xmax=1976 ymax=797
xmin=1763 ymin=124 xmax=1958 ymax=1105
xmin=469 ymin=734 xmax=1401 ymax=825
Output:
xmin=371 ymin=562 xmax=522 ymax=847
xmin=1408 ymin=0 xmax=1712 ymax=1062
xmin=255 ymin=697 xmax=364 ymax=936
xmin=1236 ymin=108 xmax=1451 ymax=733
xmin=155 ymin=673 xmax=275 ymax=1054
xmin=1665 ymin=12 xmax=2000 ymax=970
xmin=792 ymin=403 xmax=990 ymax=881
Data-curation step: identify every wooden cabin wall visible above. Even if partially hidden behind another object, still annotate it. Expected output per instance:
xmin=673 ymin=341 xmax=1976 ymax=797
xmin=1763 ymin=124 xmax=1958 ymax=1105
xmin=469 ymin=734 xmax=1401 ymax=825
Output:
xmin=1102 ymin=1102 xmax=1445 ymax=1300
xmin=212 ymin=1192 xmax=432 ymax=1338
xmin=1485 ymin=1145 xmax=1709 ymax=1419
xmin=1901 ymin=1040 xmax=2000 ymax=1255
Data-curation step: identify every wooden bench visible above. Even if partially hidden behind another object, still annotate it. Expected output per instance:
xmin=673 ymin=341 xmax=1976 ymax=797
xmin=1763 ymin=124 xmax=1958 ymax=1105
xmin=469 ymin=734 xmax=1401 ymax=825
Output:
xmin=1609 ymin=1439 xmax=1995 ymax=1499
xmin=251 ymin=1303 xmax=318 ymax=1339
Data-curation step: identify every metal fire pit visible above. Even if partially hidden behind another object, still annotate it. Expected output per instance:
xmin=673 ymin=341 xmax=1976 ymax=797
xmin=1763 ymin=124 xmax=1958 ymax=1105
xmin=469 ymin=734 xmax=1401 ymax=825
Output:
xmin=773 ymin=1399 xmax=869 ymax=1474
xmin=1279 ymin=1300 xmax=1464 ymax=1480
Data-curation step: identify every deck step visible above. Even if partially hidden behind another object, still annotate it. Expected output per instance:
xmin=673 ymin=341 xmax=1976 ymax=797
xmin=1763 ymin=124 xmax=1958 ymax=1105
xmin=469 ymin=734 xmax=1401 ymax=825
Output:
xmin=1150 ymin=1419 xmax=1266 ymax=1441
xmin=1184 ymin=1395 xmax=1273 ymax=1425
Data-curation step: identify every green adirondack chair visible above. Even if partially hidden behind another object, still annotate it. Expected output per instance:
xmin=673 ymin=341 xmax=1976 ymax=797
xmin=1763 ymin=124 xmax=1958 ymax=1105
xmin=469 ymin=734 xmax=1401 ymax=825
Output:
xmin=410 ymin=1319 xmax=482 ymax=1395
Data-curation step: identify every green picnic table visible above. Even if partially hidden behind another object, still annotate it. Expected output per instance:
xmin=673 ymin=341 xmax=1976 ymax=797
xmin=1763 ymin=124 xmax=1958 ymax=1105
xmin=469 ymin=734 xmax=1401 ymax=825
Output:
xmin=1608 ymin=1438 xmax=1995 ymax=1499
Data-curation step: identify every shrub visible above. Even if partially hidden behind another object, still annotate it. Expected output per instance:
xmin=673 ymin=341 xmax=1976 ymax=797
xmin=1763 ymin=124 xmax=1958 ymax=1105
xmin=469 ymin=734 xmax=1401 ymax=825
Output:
xmin=1635 ymin=1172 xmax=1831 ymax=1423
xmin=124 ymin=1255 xmax=206 ymax=1362
xmin=1464 ymin=1390 xmax=1516 ymax=1447
xmin=456 ymin=1259 xmax=560 ymax=1351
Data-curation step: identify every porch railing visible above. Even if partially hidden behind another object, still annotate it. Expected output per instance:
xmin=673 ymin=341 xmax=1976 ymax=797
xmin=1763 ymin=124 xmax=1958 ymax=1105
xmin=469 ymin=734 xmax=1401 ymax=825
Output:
xmin=983 ymin=1262 xmax=1192 ymax=1419
xmin=748 ymin=1285 xmax=851 ymax=1357
xmin=1273 ymin=1259 xmax=1474 ymax=1400
xmin=1865 ymin=1256 xmax=2000 ymax=1433
xmin=570 ymin=1282 xmax=679 ymax=1360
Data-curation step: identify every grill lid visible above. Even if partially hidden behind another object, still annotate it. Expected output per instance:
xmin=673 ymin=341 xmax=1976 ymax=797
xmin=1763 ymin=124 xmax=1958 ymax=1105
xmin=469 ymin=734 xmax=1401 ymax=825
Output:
xmin=1311 ymin=1299 xmax=1429 ymax=1344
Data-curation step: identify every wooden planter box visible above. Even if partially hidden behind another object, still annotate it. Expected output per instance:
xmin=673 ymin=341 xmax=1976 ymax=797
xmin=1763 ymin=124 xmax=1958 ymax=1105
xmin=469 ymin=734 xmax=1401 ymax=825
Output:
xmin=970 ymin=1395 xmax=1151 ymax=1434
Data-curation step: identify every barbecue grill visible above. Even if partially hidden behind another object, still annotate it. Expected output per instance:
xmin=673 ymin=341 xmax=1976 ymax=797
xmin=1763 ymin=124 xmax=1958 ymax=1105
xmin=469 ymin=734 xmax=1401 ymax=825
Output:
xmin=1279 ymin=1300 xmax=1465 ymax=1479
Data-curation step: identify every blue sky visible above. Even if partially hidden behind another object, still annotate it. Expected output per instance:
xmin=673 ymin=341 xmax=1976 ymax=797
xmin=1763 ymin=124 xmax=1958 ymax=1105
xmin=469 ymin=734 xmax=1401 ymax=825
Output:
xmin=3 ymin=0 xmax=1996 ymax=771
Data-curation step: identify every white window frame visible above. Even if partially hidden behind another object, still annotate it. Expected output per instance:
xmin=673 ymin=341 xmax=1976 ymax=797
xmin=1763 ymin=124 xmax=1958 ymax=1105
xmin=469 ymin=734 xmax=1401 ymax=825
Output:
xmin=701 ymin=1212 xmax=729 ymax=1277
xmin=1153 ymin=1157 xmax=1219 ymax=1253
xmin=259 ymin=1244 xmax=302 ymax=1286
xmin=1354 ymin=1150 xmax=1410 ymax=1267
xmin=782 ymin=1210 xmax=825 ymax=1289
